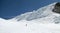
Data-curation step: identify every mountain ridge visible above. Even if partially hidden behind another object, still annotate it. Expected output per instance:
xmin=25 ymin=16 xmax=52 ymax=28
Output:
xmin=12 ymin=2 xmax=58 ymax=21
xmin=0 ymin=2 xmax=60 ymax=24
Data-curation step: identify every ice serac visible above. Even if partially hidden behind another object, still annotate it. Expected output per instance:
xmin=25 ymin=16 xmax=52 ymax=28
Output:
xmin=12 ymin=2 xmax=60 ymax=23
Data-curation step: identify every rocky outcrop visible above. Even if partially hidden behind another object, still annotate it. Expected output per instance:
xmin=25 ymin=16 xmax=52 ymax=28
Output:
xmin=52 ymin=2 xmax=60 ymax=14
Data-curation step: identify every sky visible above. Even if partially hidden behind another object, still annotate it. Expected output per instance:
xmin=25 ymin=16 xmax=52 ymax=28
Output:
xmin=0 ymin=0 xmax=60 ymax=19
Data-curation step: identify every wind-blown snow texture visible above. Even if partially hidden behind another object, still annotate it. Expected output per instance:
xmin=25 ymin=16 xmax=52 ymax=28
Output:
xmin=0 ymin=2 xmax=60 ymax=33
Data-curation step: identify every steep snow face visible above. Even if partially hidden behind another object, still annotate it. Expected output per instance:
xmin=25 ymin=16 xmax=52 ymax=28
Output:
xmin=30 ymin=13 xmax=60 ymax=24
xmin=13 ymin=2 xmax=57 ymax=21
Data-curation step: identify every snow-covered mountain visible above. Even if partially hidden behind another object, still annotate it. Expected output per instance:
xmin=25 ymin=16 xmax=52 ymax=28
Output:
xmin=0 ymin=2 xmax=60 ymax=33
xmin=10 ymin=2 xmax=60 ymax=24
xmin=13 ymin=3 xmax=55 ymax=21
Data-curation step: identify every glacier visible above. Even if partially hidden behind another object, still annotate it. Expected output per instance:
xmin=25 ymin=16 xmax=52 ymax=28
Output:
xmin=0 ymin=2 xmax=60 ymax=33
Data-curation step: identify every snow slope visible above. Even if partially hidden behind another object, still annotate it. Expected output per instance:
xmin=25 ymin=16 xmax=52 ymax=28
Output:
xmin=0 ymin=20 xmax=60 ymax=33
xmin=0 ymin=2 xmax=60 ymax=33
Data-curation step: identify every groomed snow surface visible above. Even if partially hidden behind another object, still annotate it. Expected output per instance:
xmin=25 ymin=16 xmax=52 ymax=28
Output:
xmin=0 ymin=20 xmax=60 ymax=33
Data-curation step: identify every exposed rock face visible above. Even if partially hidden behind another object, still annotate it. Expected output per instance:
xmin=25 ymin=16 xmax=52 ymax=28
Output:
xmin=52 ymin=2 xmax=60 ymax=14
